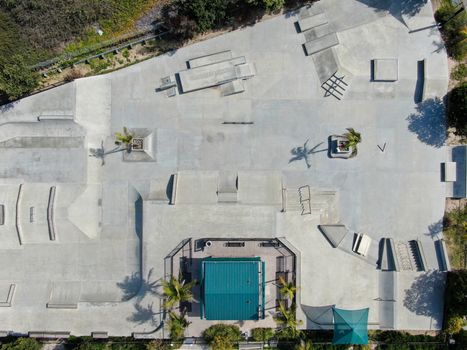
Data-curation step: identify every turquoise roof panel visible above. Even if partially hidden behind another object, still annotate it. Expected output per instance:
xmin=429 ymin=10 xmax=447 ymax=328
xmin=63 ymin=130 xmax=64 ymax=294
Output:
xmin=201 ymin=257 xmax=262 ymax=320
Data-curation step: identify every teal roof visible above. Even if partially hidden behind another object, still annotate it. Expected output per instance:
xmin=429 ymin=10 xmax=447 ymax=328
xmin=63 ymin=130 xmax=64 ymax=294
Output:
xmin=201 ymin=257 xmax=263 ymax=320
xmin=332 ymin=307 xmax=369 ymax=345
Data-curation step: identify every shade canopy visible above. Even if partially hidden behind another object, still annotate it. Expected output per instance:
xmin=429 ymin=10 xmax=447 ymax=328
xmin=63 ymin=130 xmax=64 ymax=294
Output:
xmin=332 ymin=307 xmax=369 ymax=345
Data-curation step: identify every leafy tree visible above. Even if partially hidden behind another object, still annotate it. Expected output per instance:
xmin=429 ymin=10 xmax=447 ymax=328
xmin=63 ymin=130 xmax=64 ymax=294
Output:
xmin=251 ymin=327 xmax=275 ymax=342
xmin=274 ymin=301 xmax=303 ymax=339
xmin=161 ymin=275 xmax=196 ymax=310
xmin=445 ymin=315 xmax=465 ymax=336
xmin=203 ymin=324 xmax=242 ymax=350
xmin=278 ymin=275 xmax=297 ymax=300
xmin=0 ymin=55 xmax=39 ymax=100
xmin=447 ymin=82 xmax=467 ymax=137
xmin=342 ymin=127 xmax=362 ymax=158
xmin=0 ymin=338 xmax=42 ymax=350
xmin=168 ymin=311 xmax=191 ymax=341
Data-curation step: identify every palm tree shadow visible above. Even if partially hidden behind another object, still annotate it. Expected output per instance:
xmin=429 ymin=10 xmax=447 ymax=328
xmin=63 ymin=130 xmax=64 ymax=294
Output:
xmin=89 ymin=140 xmax=126 ymax=166
xmin=117 ymin=268 xmax=162 ymax=301
xmin=425 ymin=219 xmax=443 ymax=239
xmin=289 ymin=140 xmax=327 ymax=168
xmin=127 ymin=302 xmax=162 ymax=326
xmin=406 ymin=97 xmax=446 ymax=148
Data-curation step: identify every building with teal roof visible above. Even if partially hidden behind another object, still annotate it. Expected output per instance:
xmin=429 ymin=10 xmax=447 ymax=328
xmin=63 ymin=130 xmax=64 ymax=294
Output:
xmin=200 ymin=257 xmax=265 ymax=320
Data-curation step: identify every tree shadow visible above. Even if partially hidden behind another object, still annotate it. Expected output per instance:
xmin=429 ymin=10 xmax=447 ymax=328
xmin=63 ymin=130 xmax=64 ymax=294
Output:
xmin=127 ymin=302 xmax=161 ymax=326
xmin=425 ymin=219 xmax=443 ymax=239
xmin=0 ymin=100 xmax=17 ymax=112
xmin=117 ymin=268 xmax=161 ymax=301
xmin=289 ymin=140 xmax=327 ymax=168
xmin=403 ymin=270 xmax=445 ymax=326
xmin=406 ymin=97 xmax=446 ymax=148
xmin=355 ymin=0 xmax=428 ymax=26
xmin=89 ymin=140 xmax=126 ymax=166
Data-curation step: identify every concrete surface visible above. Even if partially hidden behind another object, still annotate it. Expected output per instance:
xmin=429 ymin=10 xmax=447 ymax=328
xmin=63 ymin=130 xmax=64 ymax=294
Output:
xmin=0 ymin=0 xmax=450 ymax=337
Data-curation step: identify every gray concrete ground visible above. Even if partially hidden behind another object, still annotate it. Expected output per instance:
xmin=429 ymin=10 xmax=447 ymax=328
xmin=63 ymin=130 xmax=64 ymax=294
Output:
xmin=0 ymin=0 xmax=449 ymax=337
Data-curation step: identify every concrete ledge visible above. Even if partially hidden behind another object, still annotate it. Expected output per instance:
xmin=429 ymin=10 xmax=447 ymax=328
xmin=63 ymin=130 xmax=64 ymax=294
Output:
xmin=436 ymin=239 xmax=451 ymax=271
xmin=92 ymin=332 xmax=108 ymax=339
xmin=0 ymin=204 xmax=4 ymax=225
xmin=0 ymin=331 xmax=11 ymax=337
xmin=37 ymin=115 xmax=74 ymax=121
xmin=0 ymin=284 xmax=16 ymax=307
xmin=188 ymin=50 xmax=232 ymax=69
xmin=372 ymin=59 xmax=398 ymax=82
xmin=28 ymin=331 xmax=70 ymax=338
xmin=15 ymin=184 xmax=23 ymax=245
xmin=386 ymin=238 xmax=400 ymax=272
xmin=47 ymin=186 xmax=57 ymax=241
xmin=298 ymin=13 xmax=328 ymax=32
xmin=46 ymin=303 xmax=78 ymax=309
xmin=304 ymin=33 xmax=339 ymax=56
xmin=170 ymin=173 xmax=178 ymax=205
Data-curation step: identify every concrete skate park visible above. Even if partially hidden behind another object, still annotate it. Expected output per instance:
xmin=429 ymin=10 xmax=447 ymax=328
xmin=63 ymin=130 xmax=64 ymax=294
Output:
xmin=0 ymin=0 xmax=455 ymax=338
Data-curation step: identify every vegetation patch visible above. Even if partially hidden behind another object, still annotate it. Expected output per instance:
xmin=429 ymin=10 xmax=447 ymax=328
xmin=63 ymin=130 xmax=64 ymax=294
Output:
xmin=203 ymin=324 xmax=242 ymax=350
xmin=435 ymin=0 xmax=467 ymax=61
xmin=446 ymin=82 xmax=467 ymax=138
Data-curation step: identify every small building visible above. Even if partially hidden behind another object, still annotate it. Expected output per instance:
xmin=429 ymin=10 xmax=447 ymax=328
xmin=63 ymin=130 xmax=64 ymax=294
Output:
xmin=200 ymin=257 xmax=265 ymax=320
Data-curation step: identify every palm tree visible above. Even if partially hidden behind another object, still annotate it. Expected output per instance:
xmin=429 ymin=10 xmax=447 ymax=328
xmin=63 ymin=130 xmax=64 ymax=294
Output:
xmin=161 ymin=275 xmax=196 ymax=310
xmin=115 ymin=127 xmax=133 ymax=150
xmin=168 ymin=311 xmax=191 ymax=341
xmin=342 ymin=128 xmax=362 ymax=157
xmin=278 ymin=275 xmax=297 ymax=300
xmin=274 ymin=301 xmax=303 ymax=338
xmin=295 ymin=340 xmax=315 ymax=350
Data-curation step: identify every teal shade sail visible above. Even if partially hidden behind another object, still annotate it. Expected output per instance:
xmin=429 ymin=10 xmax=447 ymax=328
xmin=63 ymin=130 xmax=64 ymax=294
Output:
xmin=332 ymin=307 xmax=369 ymax=345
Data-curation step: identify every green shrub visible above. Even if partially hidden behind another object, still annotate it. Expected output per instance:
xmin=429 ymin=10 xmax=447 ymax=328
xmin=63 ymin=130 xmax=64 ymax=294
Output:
xmin=451 ymin=63 xmax=467 ymax=81
xmin=0 ymin=338 xmax=42 ymax=350
xmin=0 ymin=55 xmax=39 ymax=100
xmin=89 ymin=58 xmax=110 ymax=73
xmin=435 ymin=2 xmax=467 ymax=60
xmin=251 ymin=327 xmax=275 ymax=342
xmin=203 ymin=324 xmax=242 ymax=350
xmin=447 ymin=82 xmax=467 ymax=136
xmin=445 ymin=315 xmax=465 ymax=335
xmin=444 ymin=270 xmax=467 ymax=321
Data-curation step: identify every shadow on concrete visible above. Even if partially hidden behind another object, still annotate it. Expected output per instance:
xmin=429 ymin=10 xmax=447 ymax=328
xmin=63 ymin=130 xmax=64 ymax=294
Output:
xmin=425 ymin=219 xmax=443 ymax=239
xmin=117 ymin=268 xmax=161 ymax=301
xmin=356 ymin=0 xmax=428 ymax=26
xmin=127 ymin=302 xmax=161 ymax=326
xmin=0 ymin=100 xmax=17 ymax=113
xmin=406 ymin=97 xmax=446 ymax=148
xmin=289 ymin=140 xmax=326 ymax=168
xmin=402 ymin=270 xmax=445 ymax=323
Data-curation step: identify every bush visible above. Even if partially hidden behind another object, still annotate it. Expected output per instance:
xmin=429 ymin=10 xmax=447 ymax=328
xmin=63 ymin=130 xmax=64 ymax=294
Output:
xmin=0 ymin=338 xmax=42 ymax=350
xmin=447 ymin=82 xmax=467 ymax=137
xmin=251 ymin=327 xmax=275 ymax=342
xmin=64 ymin=68 xmax=84 ymax=82
xmin=451 ymin=63 xmax=467 ymax=81
xmin=0 ymin=55 xmax=39 ymax=100
xmin=445 ymin=315 xmax=465 ymax=335
xmin=444 ymin=270 xmax=467 ymax=321
xmin=203 ymin=324 xmax=242 ymax=350
xmin=435 ymin=2 xmax=467 ymax=60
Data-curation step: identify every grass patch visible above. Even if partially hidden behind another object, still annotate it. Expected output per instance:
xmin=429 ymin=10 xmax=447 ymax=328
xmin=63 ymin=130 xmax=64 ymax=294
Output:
xmin=443 ymin=201 xmax=467 ymax=268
